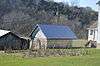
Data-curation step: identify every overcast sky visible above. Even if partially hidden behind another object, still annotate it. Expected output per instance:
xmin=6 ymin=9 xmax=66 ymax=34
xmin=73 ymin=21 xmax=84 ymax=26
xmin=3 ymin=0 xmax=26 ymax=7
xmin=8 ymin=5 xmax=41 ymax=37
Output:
xmin=54 ymin=0 xmax=99 ymax=11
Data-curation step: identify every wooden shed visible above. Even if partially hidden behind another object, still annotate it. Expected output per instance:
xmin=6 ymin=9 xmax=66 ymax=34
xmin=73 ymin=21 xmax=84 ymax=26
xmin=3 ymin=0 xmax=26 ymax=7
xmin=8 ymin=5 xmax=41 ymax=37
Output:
xmin=30 ymin=24 xmax=77 ymax=49
xmin=0 ymin=30 xmax=29 ymax=50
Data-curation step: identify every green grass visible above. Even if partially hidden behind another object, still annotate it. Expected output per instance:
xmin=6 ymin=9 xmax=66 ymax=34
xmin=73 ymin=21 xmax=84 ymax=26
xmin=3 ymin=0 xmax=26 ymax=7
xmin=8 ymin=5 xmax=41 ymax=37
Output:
xmin=0 ymin=49 xmax=100 ymax=66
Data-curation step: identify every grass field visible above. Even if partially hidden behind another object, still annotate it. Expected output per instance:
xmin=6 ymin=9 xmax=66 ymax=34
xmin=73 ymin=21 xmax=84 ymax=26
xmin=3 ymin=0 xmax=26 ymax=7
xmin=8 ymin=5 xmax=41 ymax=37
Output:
xmin=0 ymin=49 xmax=100 ymax=66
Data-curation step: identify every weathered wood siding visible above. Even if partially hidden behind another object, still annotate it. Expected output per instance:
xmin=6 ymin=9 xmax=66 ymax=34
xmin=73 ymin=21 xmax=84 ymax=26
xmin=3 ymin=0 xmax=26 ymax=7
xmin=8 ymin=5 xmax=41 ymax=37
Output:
xmin=47 ymin=40 xmax=72 ymax=48
xmin=0 ymin=33 xmax=29 ymax=50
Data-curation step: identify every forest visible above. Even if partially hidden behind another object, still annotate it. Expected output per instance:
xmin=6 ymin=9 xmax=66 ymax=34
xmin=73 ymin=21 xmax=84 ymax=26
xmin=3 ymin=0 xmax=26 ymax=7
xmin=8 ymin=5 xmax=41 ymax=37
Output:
xmin=0 ymin=0 xmax=98 ymax=39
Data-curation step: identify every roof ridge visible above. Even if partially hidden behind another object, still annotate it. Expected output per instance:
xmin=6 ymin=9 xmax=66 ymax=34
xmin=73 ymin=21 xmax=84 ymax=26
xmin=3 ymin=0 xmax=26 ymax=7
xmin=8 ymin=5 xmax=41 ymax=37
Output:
xmin=37 ymin=24 xmax=68 ymax=27
xmin=35 ymin=24 xmax=77 ymax=39
xmin=0 ymin=29 xmax=11 ymax=37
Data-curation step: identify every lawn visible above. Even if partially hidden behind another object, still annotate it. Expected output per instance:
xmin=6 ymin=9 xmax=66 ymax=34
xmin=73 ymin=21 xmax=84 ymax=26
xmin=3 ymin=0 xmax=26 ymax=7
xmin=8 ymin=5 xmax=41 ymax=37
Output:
xmin=0 ymin=49 xmax=100 ymax=66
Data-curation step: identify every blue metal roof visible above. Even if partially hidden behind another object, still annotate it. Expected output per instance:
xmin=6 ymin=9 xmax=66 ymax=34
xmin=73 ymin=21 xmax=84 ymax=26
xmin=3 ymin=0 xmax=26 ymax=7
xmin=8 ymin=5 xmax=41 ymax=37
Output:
xmin=37 ymin=24 xmax=77 ymax=40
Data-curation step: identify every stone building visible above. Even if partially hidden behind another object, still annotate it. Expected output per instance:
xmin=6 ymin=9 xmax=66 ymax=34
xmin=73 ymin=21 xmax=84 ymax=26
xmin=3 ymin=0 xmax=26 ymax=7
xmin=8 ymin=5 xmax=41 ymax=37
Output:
xmin=30 ymin=24 xmax=77 ymax=49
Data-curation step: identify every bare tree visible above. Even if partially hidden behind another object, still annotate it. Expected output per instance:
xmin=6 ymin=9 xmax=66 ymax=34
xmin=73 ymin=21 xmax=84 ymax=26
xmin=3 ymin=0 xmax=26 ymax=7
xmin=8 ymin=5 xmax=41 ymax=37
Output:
xmin=70 ymin=0 xmax=80 ymax=6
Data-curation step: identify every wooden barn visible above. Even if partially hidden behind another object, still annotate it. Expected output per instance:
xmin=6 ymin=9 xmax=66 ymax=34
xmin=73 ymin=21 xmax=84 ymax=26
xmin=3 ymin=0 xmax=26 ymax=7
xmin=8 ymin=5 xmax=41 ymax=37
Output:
xmin=0 ymin=30 xmax=29 ymax=50
xmin=30 ymin=24 xmax=77 ymax=49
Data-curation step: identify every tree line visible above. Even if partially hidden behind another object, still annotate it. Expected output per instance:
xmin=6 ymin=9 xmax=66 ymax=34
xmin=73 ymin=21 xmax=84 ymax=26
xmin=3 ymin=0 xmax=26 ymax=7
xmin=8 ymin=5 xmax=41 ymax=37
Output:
xmin=0 ymin=0 xmax=98 ymax=39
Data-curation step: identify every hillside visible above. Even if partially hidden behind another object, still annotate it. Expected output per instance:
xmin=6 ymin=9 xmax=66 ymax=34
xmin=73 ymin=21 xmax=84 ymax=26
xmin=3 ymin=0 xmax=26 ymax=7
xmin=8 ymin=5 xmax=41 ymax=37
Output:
xmin=0 ymin=0 xmax=98 ymax=38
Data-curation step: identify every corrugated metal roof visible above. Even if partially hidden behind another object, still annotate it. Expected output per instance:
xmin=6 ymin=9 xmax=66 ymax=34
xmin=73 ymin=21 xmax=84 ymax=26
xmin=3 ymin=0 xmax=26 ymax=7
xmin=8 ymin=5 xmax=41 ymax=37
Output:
xmin=0 ymin=30 xmax=10 ymax=37
xmin=37 ymin=24 xmax=77 ymax=39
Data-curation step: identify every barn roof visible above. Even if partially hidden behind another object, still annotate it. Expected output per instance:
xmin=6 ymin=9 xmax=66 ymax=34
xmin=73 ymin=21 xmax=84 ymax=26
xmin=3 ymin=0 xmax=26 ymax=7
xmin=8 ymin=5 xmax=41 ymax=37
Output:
xmin=0 ymin=30 xmax=10 ymax=37
xmin=37 ymin=24 xmax=77 ymax=39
